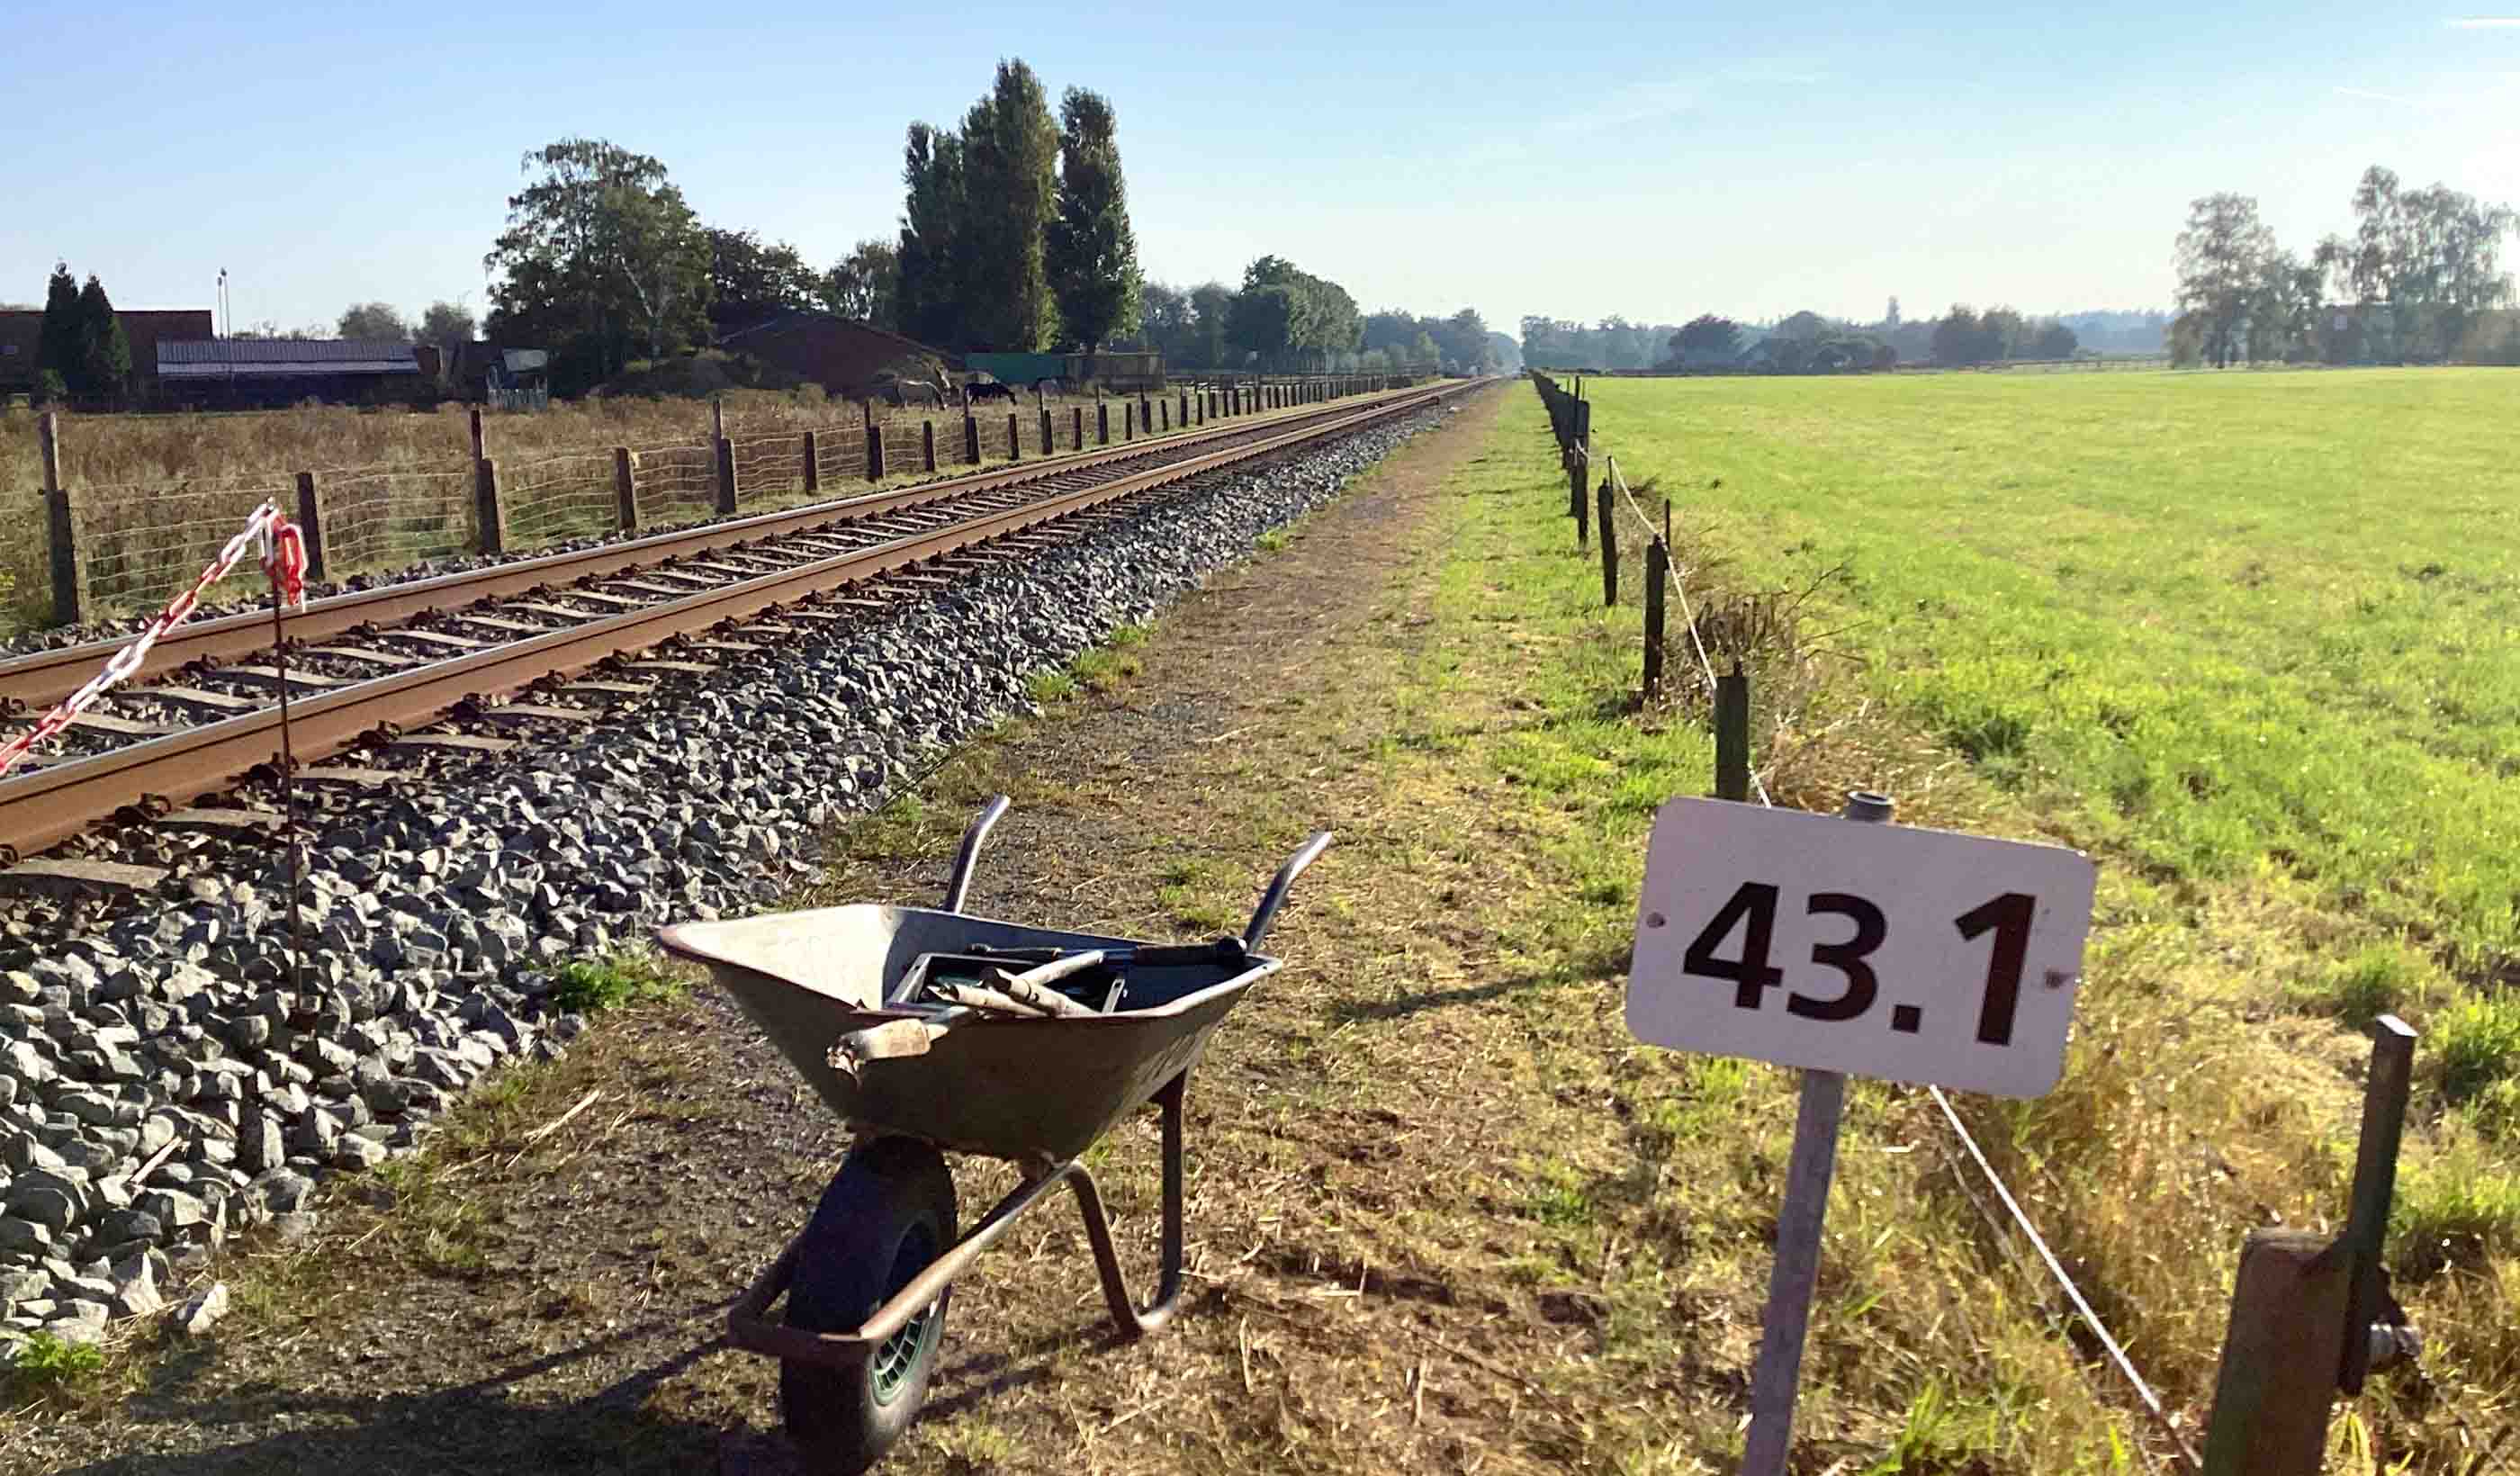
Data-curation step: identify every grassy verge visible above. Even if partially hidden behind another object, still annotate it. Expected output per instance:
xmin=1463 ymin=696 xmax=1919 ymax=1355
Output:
xmin=799 ymin=392 xmax=2178 ymax=1471
xmin=1557 ymin=370 xmax=2520 ymax=1468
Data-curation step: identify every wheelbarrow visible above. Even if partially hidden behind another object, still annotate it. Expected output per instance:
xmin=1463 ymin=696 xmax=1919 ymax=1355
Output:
xmin=656 ymin=796 xmax=1331 ymax=1473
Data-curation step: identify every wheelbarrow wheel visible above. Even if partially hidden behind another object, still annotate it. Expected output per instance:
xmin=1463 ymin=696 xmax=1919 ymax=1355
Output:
xmin=780 ymin=1138 xmax=958 ymax=1474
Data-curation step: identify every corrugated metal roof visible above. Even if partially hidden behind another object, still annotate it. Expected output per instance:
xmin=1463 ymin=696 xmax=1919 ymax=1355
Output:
xmin=158 ymin=338 xmax=420 ymax=369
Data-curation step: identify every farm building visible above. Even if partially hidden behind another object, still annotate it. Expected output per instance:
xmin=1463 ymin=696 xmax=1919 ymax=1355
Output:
xmin=155 ymin=338 xmax=429 ymax=407
xmin=0 ymin=308 xmax=213 ymax=402
xmin=966 ymin=349 xmax=1166 ymax=391
xmin=435 ymin=343 xmax=552 ymax=409
xmin=715 ymin=313 xmax=958 ymax=397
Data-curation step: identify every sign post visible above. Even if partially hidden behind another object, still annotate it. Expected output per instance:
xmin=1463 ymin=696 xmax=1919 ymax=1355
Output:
xmin=1627 ymin=791 xmax=2096 ymax=1473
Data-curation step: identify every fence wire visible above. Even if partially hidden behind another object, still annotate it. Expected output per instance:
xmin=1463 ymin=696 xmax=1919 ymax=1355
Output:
xmin=76 ymin=481 xmax=286 ymax=611
xmin=321 ymin=469 xmax=472 ymax=576
xmin=505 ymin=450 xmax=620 ymax=550
xmin=631 ymin=444 xmax=718 ymax=524
xmin=732 ymin=433 xmax=808 ymax=503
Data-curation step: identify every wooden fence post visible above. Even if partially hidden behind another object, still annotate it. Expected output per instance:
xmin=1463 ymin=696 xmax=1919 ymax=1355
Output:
xmin=1138 ymin=392 xmax=1151 ymax=430
xmin=293 ymin=471 xmax=327 ymax=583
xmin=1006 ymin=411 xmax=1021 ymax=462
xmin=922 ymin=419 xmax=937 ymax=473
xmin=469 ymin=406 xmax=487 ymax=463
xmin=2200 ymin=1231 xmax=2354 ymax=1475
xmin=1159 ymin=399 xmax=1170 ymax=432
xmin=1179 ymin=389 xmax=1189 ymax=426
xmin=1098 ymin=399 xmax=1111 ymax=444
xmin=1643 ymin=536 xmax=1668 ymax=703
xmin=474 ymin=455 xmax=506 ymax=555
xmin=713 ymin=435 xmax=738 ymax=515
xmin=801 ymin=430 xmax=820 ymax=493
xmin=38 ymin=412 xmax=83 ymax=626
xmin=1072 ymin=405 xmax=1084 ymax=448
xmin=867 ymin=420 xmax=885 ymax=482
xmin=1124 ymin=401 xmax=1135 ymax=439
xmin=1598 ymin=477 xmax=1619 ymax=606
xmin=613 ymin=447 xmax=639 ymax=532
xmin=1040 ymin=405 xmax=1053 ymax=452
xmin=1715 ymin=665 xmax=1750 ymax=800
xmin=963 ymin=413 xmax=980 ymax=464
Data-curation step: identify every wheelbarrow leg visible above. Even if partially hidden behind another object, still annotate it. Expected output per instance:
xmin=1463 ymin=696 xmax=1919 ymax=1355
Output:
xmin=1063 ymin=1072 xmax=1188 ymax=1338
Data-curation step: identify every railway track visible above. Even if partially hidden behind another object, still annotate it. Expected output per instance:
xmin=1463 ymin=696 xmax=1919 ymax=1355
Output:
xmin=0 ymin=382 xmax=1472 ymax=877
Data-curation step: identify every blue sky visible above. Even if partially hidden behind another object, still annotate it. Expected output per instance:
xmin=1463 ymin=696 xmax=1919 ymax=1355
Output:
xmin=9 ymin=3 xmax=2516 ymax=337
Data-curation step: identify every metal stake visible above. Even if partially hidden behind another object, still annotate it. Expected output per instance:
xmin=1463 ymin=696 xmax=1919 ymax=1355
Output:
xmin=1742 ymin=789 xmax=1892 ymax=1475
xmin=268 ymin=585 xmax=303 ymax=994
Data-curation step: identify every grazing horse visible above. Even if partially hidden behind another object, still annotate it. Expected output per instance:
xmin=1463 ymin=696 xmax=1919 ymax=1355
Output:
xmin=965 ymin=380 xmax=1018 ymax=405
xmin=884 ymin=379 xmax=947 ymax=408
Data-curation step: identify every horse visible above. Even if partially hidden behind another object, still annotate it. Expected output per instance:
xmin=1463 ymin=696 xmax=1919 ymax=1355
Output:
xmin=884 ymin=379 xmax=947 ymax=408
xmin=964 ymin=380 xmax=1018 ymax=405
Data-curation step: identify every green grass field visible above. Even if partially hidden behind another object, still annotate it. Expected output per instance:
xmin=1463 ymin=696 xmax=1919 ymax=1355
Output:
xmin=1562 ymin=368 xmax=2520 ymax=1467
xmin=1589 ymin=369 xmax=2520 ymax=963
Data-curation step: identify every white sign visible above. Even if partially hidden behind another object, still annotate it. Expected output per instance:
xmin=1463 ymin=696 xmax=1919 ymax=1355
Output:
xmin=1627 ymin=799 xmax=2096 ymax=1097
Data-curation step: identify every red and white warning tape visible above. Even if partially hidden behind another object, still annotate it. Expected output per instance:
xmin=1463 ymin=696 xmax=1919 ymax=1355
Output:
xmin=0 ymin=500 xmax=310 ymax=783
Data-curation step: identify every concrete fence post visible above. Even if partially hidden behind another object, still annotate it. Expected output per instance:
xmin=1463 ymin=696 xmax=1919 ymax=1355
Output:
xmin=38 ymin=411 xmax=83 ymax=626
xmin=613 ymin=447 xmax=639 ymax=532
xmin=293 ymin=471 xmax=327 ymax=584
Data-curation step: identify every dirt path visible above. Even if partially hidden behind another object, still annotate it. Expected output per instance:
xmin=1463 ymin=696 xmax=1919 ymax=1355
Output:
xmin=20 ymin=385 xmax=1709 ymax=1474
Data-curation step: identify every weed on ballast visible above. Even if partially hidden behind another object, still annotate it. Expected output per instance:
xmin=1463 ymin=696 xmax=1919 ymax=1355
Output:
xmin=4 ymin=1332 xmax=104 ymax=1402
xmin=543 ymin=950 xmax=687 ymax=1015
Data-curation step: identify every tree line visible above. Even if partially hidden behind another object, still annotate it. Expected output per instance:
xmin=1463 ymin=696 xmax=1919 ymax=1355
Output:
xmin=1524 ymin=302 xmax=2082 ymax=374
xmin=2173 ymin=166 xmax=2516 ymax=367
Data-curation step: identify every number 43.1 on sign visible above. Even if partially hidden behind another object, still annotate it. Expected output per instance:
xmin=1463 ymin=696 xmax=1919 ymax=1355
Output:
xmin=1628 ymin=798 xmax=2098 ymax=1099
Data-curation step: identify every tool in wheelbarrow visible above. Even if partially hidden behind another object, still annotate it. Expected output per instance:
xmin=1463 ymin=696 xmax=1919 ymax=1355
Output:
xmin=656 ymin=795 xmax=1331 ymax=1474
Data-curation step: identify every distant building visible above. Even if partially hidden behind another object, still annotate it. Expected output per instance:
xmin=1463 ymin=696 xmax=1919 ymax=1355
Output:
xmin=155 ymin=338 xmax=428 ymax=407
xmin=716 ymin=313 xmax=959 ymax=396
xmin=443 ymin=343 xmax=551 ymax=409
xmin=0 ymin=308 xmax=213 ymax=401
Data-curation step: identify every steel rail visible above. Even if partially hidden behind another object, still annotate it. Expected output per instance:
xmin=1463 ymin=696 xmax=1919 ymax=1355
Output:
xmin=0 ymin=382 xmax=1469 ymax=861
xmin=0 ymin=385 xmax=1434 ymax=713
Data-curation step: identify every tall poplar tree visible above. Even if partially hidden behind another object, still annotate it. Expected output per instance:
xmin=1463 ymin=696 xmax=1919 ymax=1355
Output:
xmin=1045 ymin=87 xmax=1140 ymax=353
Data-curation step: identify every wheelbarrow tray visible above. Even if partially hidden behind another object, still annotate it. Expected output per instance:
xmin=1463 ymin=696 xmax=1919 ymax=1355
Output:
xmin=658 ymin=903 xmax=1278 ymax=1163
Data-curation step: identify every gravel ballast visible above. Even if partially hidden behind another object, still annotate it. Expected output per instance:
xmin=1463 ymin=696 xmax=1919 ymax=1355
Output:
xmin=0 ymin=401 xmax=1461 ymax=1354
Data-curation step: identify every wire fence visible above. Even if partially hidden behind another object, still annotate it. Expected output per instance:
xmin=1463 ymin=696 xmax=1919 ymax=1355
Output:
xmin=732 ymin=433 xmax=809 ymax=501
xmin=76 ymin=475 xmax=292 ymax=610
xmin=322 ymin=468 xmax=472 ymax=575
xmin=504 ymin=449 xmax=621 ymax=551
xmin=24 ymin=378 xmax=1409 ymax=626
xmin=630 ymin=442 xmax=719 ymax=526
xmin=1529 ymin=370 xmax=2203 ymax=1472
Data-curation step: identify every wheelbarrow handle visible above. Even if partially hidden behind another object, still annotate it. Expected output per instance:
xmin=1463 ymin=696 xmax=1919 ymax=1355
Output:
xmin=1244 ymin=831 xmax=1333 ymax=951
xmin=942 ymin=794 xmax=1012 ymax=914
